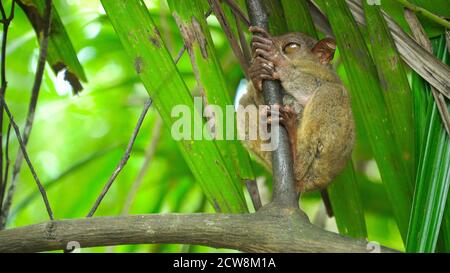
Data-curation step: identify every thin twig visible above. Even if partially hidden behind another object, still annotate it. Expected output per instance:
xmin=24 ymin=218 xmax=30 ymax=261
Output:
xmin=1 ymin=0 xmax=53 ymax=227
xmin=87 ymin=36 xmax=190 ymax=217
xmin=0 ymin=122 xmax=10 ymax=214
xmin=174 ymin=45 xmax=186 ymax=63
xmin=395 ymin=0 xmax=450 ymax=29
xmin=232 ymin=7 xmax=252 ymax=66
xmin=307 ymin=1 xmax=334 ymax=37
xmin=208 ymin=0 xmax=250 ymax=77
xmin=446 ymin=31 xmax=450 ymax=55
xmin=0 ymin=95 xmax=53 ymax=220
xmin=223 ymin=0 xmax=250 ymax=26
xmin=121 ymin=117 xmax=162 ymax=215
xmin=245 ymin=180 xmax=262 ymax=211
xmin=9 ymin=146 xmax=118 ymax=221
xmin=0 ymin=0 xmax=15 ymax=220
xmin=87 ymin=98 xmax=153 ymax=217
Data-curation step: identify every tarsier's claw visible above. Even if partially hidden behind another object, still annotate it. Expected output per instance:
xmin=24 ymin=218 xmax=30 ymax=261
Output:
xmin=251 ymin=42 xmax=272 ymax=55
xmin=255 ymin=49 xmax=274 ymax=61
xmin=249 ymin=26 xmax=270 ymax=38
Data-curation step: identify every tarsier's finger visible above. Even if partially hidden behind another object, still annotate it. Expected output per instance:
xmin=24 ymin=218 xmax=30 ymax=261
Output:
xmin=253 ymin=57 xmax=274 ymax=68
xmin=249 ymin=26 xmax=270 ymax=38
xmin=250 ymin=76 xmax=272 ymax=91
xmin=252 ymin=42 xmax=273 ymax=54
xmin=250 ymin=60 xmax=275 ymax=75
xmin=255 ymin=48 xmax=274 ymax=62
xmin=251 ymin=35 xmax=274 ymax=47
xmin=250 ymin=69 xmax=275 ymax=83
xmin=259 ymin=63 xmax=275 ymax=73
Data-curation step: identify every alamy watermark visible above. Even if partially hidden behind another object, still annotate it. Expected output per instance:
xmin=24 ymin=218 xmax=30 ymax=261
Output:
xmin=366 ymin=0 xmax=381 ymax=5
xmin=170 ymin=97 xmax=280 ymax=152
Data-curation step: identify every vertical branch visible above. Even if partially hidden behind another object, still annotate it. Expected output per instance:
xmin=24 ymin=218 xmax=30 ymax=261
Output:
xmin=0 ymin=123 xmax=11 ymax=211
xmin=1 ymin=0 xmax=53 ymax=227
xmin=245 ymin=0 xmax=297 ymax=208
xmin=0 ymin=0 xmax=15 ymax=219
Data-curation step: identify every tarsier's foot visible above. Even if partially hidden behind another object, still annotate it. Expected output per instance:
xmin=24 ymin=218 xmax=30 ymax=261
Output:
xmin=262 ymin=104 xmax=298 ymax=159
xmin=249 ymin=26 xmax=284 ymax=91
xmin=279 ymin=106 xmax=297 ymax=135
xmin=279 ymin=105 xmax=297 ymax=160
xmin=260 ymin=104 xmax=281 ymax=125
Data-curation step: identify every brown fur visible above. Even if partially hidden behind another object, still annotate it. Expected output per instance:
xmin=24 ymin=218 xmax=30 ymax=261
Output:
xmin=238 ymin=30 xmax=355 ymax=193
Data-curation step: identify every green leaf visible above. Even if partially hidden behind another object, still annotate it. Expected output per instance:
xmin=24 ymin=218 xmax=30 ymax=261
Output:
xmin=167 ymin=0 xmax=255 ymax=181
xmin=328 ymin=162 xmax=367 ymax=238
xmin=262 ymin=0 xmax=288 ymax=35
xmin=363 ymin=1 xmax=415 ymax=188
xmin=100 ymin=0 xmax=248 ymax=213
xmin=322 ymin=0 xmax=413 ymax=242
xmin=411 ymin=0 xmax=450 ymax=21
xmin=17 ymin=0 xmax=87 ymax=93
xmin=280 ymin=0 xmax=317 ymax=38
xmin=407 ymin=36 xmax=450 ymax=253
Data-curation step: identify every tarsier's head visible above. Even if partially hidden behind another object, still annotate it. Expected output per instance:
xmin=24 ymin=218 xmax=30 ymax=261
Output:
xmin=273 ymin=32 xmax=337 ymax=65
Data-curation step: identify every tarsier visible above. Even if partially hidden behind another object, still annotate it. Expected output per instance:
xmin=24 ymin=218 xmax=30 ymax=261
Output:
xmin=238 ymin=27 xmax=355 ymax=198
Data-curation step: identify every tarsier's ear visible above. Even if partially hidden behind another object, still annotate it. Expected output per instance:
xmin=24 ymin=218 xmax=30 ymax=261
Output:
xmin=312 ymin=38 xmax=336 ymax=64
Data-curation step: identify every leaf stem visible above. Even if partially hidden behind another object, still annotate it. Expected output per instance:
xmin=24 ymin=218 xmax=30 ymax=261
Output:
xmin=394 ymin=0 xmax=450 ymax=29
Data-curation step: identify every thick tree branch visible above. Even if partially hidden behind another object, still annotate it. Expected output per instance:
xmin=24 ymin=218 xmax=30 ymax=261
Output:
xmin=0 ymin=205 xmax=397 ymax=253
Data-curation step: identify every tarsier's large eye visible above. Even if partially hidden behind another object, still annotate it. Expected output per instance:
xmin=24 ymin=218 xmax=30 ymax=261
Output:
xmin=283 ymin=42 xmax=301 ymax=54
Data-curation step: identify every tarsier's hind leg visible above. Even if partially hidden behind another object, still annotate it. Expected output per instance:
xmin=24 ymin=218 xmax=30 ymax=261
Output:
xmin=294 ymin=84 xmax=354 ymax=193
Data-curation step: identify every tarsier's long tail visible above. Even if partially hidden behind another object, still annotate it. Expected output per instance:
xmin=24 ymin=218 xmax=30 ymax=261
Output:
xmin=320 ymin=189 xmax=334 ymax=217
